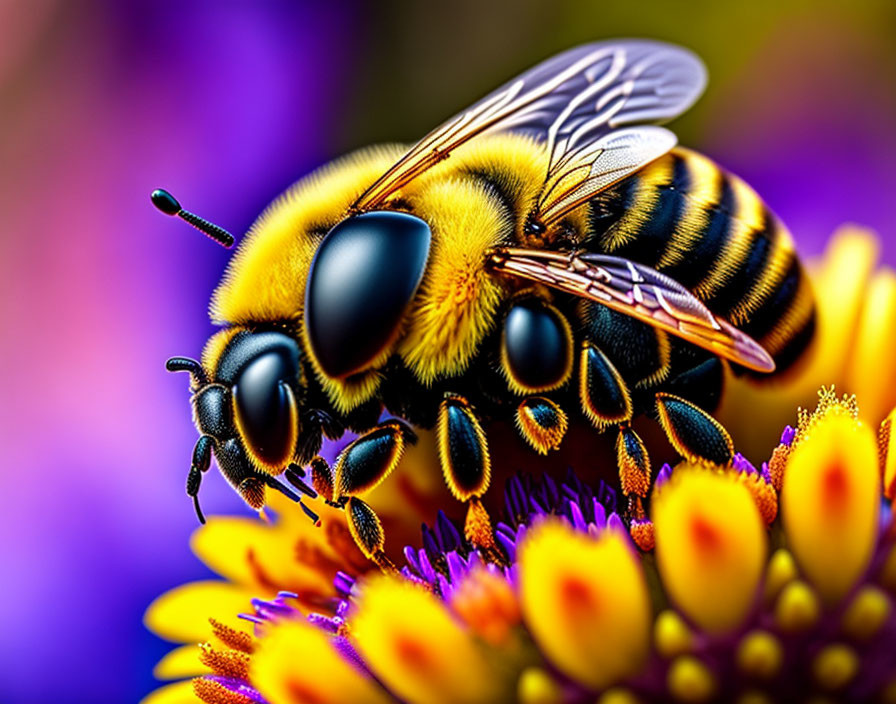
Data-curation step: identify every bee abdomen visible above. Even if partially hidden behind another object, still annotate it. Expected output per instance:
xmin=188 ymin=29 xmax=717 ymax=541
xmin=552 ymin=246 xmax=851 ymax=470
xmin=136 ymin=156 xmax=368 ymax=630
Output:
xmin=587 ymin=148 xmax=815 ymax=371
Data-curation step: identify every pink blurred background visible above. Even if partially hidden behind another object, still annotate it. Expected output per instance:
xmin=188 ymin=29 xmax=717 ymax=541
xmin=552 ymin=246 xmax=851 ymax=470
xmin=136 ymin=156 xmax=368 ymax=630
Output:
xmin=1 ymin=1 xmax=894 ymax=701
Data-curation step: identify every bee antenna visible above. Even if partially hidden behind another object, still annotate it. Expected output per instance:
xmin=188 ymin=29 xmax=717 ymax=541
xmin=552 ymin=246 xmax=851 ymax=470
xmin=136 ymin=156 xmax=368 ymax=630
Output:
xmin=151 ymin=188 xmax=235 ymax=248
xmin=166 ymin=356 xmax=208 ymax=386
xmin=192 ymin=493 xmax=206 ymax=524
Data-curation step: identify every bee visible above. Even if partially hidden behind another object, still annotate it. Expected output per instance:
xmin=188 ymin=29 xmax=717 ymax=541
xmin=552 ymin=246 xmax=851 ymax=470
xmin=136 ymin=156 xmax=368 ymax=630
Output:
xmin=157 ymin=40 xmax=815 ymax=566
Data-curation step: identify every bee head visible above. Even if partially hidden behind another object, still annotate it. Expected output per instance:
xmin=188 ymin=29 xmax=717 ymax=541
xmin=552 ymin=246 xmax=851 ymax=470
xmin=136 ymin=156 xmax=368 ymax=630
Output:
xmin=166 ymin=330 xmax=313 ymax=513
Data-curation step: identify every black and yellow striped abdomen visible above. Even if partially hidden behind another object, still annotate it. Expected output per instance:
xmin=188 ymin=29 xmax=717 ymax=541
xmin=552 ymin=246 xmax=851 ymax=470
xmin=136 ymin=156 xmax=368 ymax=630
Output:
xmin=584 ymin=147 xmax=815 ymax=371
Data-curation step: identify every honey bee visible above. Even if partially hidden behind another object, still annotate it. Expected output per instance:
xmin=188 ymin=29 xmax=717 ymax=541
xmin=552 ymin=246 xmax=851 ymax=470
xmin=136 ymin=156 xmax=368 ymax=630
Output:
xmin=157 ymin=40 xmax=815 ymax=566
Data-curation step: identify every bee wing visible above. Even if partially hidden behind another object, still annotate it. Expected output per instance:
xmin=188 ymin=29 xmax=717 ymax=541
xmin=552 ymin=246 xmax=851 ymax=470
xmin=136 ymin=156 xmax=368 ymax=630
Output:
xmin=353 ymin=40 xmax=706 ymax=211
xmin=488 ymin=247 xmax=776 ymax=373
xmin=535 ymin=125 xmax=677 ymax=226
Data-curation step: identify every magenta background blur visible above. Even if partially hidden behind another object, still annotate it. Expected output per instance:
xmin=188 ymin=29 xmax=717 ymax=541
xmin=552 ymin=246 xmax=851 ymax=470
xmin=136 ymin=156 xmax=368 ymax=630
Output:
xmin=1 ymin=1 xmax=894 ymax=702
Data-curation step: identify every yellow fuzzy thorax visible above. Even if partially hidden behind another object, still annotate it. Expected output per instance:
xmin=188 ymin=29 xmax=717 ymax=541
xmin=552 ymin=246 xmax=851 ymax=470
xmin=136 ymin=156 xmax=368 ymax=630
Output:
xmin=206 ymin=134 xmax=553 ymax=411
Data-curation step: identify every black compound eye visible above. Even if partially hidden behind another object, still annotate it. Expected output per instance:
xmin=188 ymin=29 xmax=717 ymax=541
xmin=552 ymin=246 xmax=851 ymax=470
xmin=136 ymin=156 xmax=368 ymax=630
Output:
xmin=233 ymin=350 xmax=299 ymax=468
xmin=502 ymin=300 xmax=572 ymax=392
xmin=305 ymin=211 xmax=431 ymax=378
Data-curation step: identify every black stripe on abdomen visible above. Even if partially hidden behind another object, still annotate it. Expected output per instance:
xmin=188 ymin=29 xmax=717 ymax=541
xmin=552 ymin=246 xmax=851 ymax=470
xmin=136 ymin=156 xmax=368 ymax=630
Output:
xmin=660 ymin=174 xmax=735 ymax=291
xmin=703 ymin=208 xmax=775 ymax=319
xmin=609 ymin=154 xmax=692 ymax=268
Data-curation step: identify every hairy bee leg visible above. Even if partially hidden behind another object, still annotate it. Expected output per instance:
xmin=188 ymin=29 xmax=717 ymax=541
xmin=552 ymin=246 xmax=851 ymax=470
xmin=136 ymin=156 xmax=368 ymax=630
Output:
xmin=616 ymin=424 xmax=655 ymax=551
xmin=655 ymin=392 xmax=734 ymax=467
xmin=308 ymin=456 xmax=337 ymax=505
xmin=333 ymin=419 xmax=417 ymax=499
xmin=616 ymin=424 xmax=652 ymax=508
xmin=515 ymin=397 xmax=568 ymax=454
xmin=326 ymin=420 xmax=417 ymax=572
xmin=346 ymin=496 xmax=396 ymax=573
xmin=187 ymin=435 xmax=213 ymax=524
xmin=437 ymin=394 xmax=504 ymax=563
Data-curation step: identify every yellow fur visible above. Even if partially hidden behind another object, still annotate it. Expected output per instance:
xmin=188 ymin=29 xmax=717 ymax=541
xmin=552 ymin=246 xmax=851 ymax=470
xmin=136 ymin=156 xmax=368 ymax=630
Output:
xmin=210 ymin=144 xmax=407 ymax=326
xmin=398 ymin=178 xmax=509 ymax=383
xmin=200 ymin=327 xmax=243 ymax=377
xmin=209 ymin=137 xmax=554 ymax=410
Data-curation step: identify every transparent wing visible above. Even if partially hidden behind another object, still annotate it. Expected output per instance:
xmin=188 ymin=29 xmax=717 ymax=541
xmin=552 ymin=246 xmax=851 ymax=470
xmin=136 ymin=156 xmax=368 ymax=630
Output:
xmin=353 ymin=40 xmax=706 ymax=211
xmin=488 ymin=247 xmax=775 ymax=373
xmin=534 ymin=125 xmax=677 ymax=225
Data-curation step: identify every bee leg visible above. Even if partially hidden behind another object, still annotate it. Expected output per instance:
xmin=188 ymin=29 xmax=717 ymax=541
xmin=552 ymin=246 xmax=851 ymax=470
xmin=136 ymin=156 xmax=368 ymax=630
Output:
xmin=655 ymin=392 xmax=734 ymax=467
xmin=616 ymin=423 xmax=654 ymax=550
xmin=663 ymin=358 xmax=725 ymax=414
xmin=330 ymin=419 xmax=417 ymax=572
xmin=346 ymin=496 xmax=395 ymax=573
xmin=515 ymin=396 xmax=568 ymax=454
xmin=437 ymin=393 xmax=504 ymax=564
xmin=579 ymin=343 xmax=633 ymax=430
xmin=186 ymin=435 xmax=213 ymax=524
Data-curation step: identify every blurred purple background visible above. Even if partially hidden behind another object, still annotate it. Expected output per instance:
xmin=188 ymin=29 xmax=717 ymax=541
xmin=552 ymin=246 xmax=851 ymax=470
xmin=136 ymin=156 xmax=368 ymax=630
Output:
xmin=1 ymin=1 xmax=894 ymax=702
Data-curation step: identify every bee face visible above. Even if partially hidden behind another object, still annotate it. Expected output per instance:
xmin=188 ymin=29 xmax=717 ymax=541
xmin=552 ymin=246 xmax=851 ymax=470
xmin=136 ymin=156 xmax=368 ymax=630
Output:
xmin=195 ymin=331 xmax=303 ymax=472
xmin=304 ymin=211 xmax=431 ymax=379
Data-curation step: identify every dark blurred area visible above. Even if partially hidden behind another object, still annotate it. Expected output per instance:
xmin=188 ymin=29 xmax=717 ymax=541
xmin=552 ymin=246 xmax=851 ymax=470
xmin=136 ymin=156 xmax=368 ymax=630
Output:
xmin=1 ymin=1 xmax=894 ymax=701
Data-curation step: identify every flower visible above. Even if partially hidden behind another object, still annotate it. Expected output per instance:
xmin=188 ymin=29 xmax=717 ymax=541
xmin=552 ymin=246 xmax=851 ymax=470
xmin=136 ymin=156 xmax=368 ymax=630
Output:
xmin=147 ymin=386 xmax=896 ymax=704
xmin=145 ymin=225 xmax=896 ymax=703
xmin=142 ymin=434 xmax=449 ymax=704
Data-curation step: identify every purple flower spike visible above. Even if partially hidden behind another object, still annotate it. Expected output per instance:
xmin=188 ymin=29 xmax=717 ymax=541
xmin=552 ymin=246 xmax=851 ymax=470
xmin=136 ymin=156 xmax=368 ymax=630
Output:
xmin=732 ymin=453 xmax=757 ymax=474
xmin=781 ymin=425 xmax=796 ymax=446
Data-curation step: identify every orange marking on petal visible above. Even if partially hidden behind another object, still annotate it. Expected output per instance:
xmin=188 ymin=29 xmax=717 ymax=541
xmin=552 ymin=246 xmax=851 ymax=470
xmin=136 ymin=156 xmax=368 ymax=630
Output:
xmin=690 ymin=515 xmax=723 ymax=557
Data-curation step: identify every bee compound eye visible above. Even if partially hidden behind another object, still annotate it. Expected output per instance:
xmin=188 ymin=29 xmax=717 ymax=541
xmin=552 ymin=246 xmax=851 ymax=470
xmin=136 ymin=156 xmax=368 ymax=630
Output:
xmin=502 ymin=300 xmax=572 ymax=392
xmin=232 ymin=351 xmax=299 ymax=468
xmin=305 ymin=211 xmax=431 ymax=378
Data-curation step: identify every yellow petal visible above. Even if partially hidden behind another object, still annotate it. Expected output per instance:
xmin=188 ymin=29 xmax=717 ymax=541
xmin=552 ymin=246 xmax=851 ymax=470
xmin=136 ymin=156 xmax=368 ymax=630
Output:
xmin=145 ymin=581 xmax=255 ymax=643
xmin=518 ymin=519 xmax=650 ymax=690
xmin=845 ymin=268 xmax=896 ymax=425
xmin=153 ymin=644 xmax=209 ymax=680
xmin=781 ymin=409 xmax=880 ymax=603
xmin=190 ymin=517 xmax=276 ymax=585
xmin=653 ymin=468 xmax=766 ymax=634
xmin=139 ymin=680 xmax=202 ymax=704
xmin=881 ymin=407 xmax=896 ymax=501
xmin=191 ymin=514 xmax=339 ymax=598
xmin=811 ymin=226 xmax=879 ymax=387
xmin=251 ymin=619 xmax=390 ymax=704
xmin=351 ymin=575 xmax=501 ymax=704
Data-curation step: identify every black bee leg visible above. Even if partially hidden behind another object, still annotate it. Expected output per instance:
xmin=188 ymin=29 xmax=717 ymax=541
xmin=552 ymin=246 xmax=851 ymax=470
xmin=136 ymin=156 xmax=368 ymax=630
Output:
xmin=346 ymin=496 xmax=395 ymax=572
xmin=655 ymin=392 xmax=734 ymax=467
xmin=663 ymin=358 xmax=725 ymax=414
xmin=329 ymin=419 xmax=417 ymax=572
xmin=576 ymin=342 xmax=650 ymax=531
xmin=187 ymin=435 xmax=213 ymax=524
xmin=579 ymin=343 xmax=633 ymax=430
xmin=256 ymin=471 xmax=321 ymax=525
xmin=437 ymin=394 xmax=504 ymax=564
xmin=515 ymin=397 xmax=568 ymax=454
